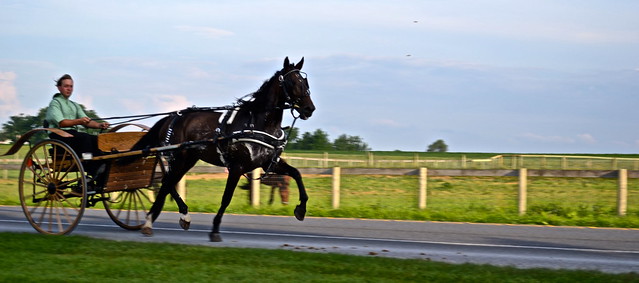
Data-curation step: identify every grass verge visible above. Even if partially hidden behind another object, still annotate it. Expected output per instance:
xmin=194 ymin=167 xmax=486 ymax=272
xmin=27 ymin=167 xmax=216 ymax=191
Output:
xmin=0 ymin=232 xmax=637 ymax=282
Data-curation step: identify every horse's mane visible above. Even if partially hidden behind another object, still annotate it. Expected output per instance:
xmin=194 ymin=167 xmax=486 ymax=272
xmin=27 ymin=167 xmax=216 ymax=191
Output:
xmin=235 ymin=70 xmax=282 ymax=111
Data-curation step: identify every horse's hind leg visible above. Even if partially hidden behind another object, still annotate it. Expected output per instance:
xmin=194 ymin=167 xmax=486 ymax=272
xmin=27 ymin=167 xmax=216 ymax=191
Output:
xmin=143 ymin=157 xmax=197 ymax=236
xmin=142 ymin=185 xmax=171 ymax=236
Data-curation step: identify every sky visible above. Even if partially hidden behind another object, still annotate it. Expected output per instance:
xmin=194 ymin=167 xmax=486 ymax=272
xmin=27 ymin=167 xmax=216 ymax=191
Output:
xmin=1 ymin=0 xmax=638 ymax=153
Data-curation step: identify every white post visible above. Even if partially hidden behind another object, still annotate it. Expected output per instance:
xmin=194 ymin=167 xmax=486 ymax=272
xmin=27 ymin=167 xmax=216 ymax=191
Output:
xmin=418 ymin=168 xmax=427 ymax=209
xmin=176 ymin=176 xmax=187 ymax=202
xmin=324 ymin=152 xmax=329 ymax=168
xmin=251 ymin=168 xmax=261 ymax=207
xmin=618 ymin=169 xmax=627 ymax=216
xmin=518 ymin=168 xmax=527 ymax=215
xmin=332 ymin=167 xmax=341 ymax=209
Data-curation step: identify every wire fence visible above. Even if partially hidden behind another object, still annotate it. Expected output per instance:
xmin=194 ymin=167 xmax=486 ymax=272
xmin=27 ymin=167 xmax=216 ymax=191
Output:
xmin=281 ymin=153 xmax=639 ymax=170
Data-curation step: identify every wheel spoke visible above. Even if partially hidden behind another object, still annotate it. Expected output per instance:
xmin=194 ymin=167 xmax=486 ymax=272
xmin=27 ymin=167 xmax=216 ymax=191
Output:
xmin=56 ymin=191 xmax=81 ymax=211
xmin=57 ymin=193 xmax=77 ymax=228
xmin=54 ymin=195 xmax=64 ymax=232
xmin=104 ymin=188 xmax=154 ymax=229
xmin=116 ymin=192 xmax=130 ymax=221
xmin=134 ymin=191 xmax=149 ymax=224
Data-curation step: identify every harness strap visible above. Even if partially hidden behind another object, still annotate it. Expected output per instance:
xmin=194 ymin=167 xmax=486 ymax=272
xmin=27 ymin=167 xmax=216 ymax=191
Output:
xmin=228 ymin=129 xmax=287 ymax=149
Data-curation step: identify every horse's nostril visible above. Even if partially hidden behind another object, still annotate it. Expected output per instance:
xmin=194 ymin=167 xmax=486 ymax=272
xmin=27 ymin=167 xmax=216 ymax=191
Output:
xmin=305 ymin=106 xmax=315 ymax=116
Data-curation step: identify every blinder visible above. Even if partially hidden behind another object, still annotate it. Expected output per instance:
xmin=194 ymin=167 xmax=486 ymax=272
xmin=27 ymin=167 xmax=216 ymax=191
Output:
xmin=279 ymin=69 xmax=310 ymax=109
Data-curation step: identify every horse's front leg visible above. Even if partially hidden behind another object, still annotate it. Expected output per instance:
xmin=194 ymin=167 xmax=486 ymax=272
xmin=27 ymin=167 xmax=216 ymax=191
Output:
xmin=210 ymin=168 xmax=242 ymax=242
xmin=273 ymin=162 xmax=308 ymax=221
xmin=169 ymin=188 xmax=191 ymax=230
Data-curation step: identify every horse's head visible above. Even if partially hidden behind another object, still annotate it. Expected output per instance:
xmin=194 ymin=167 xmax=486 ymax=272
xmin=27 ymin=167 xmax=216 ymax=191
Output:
xmin=279 ymin=57 xmax=315 ymax=120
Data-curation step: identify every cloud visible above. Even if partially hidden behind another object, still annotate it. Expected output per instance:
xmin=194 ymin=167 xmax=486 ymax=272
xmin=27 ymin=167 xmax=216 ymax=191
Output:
xmin=152 ymin=95 xmax=192 ymax=113
xmin=519 ymin=133 xmax=600 ymax=145
xmin=0 ymin=71 xmax=21 ymax=118
xmin=417 ymin=5 xmax=639 ymax=44
xmin=371 ymin=118 xmax=403 ymax=128
xmin=519 ymin=133 xmax=575 ymax=144
xmin=119 ymin=98 xmax=146 ymax=115
xmin=174 ymin=25 xmax=234 ymax=39
xmin=576 ymin=133 xmax=596 ymax=144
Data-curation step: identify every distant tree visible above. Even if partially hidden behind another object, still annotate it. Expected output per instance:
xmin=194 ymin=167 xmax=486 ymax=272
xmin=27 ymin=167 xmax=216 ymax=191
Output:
xmin=0 ymin=107 xmax=48 ymax=142
xmin=296 ymin=129 xmax=331 ymax=150
xmin=333 ymin=134 xmax=370 ymax=151
xmin=427 ymin=139 xmax=448 ymax=152
xmin=285 ymin=127 xmax=301 ymax=149
xmin=286 ymin=128 xmax=371 ymax=151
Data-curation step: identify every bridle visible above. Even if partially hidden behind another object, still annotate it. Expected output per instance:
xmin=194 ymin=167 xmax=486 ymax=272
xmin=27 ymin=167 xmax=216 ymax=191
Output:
xmin=279 ymin=69 xmax=311 ymax=117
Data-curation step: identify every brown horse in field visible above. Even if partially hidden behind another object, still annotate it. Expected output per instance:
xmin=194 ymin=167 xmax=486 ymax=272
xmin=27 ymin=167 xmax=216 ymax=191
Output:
xmin=240 ymin=174 xmax=291 ymax=205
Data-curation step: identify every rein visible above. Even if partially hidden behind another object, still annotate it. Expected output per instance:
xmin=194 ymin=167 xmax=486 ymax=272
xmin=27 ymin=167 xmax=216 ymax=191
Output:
xmin=97 ymin=106 xmax=237 ymax=127
xmin=100 ymin=67 xmax=307 ymax=180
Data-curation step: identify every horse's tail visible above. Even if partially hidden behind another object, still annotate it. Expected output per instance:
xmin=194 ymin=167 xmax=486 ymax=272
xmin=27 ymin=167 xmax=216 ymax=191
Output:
xmin=118 ymin=116 xmax=169 ymax=165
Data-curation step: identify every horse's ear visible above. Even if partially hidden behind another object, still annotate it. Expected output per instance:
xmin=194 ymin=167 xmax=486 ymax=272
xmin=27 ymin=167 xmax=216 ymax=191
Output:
xmin=295 ymin=57 xmax=304 ymax=70
xmin=283 ymin=57 xmax=290 ymax=68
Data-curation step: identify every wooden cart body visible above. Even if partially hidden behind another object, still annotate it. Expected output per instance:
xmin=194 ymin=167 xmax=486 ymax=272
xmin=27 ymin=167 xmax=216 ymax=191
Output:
xmin=3 ymin=125 xmax=168 ymax=235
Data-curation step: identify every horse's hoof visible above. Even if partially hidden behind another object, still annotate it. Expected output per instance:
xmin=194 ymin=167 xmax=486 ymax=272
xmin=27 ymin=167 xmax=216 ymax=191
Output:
xmin=179 ymin=219 xmax=191 ymax=230
xmin=209 ymin=233 xmax=223 ymax=242
xmin=294 ymin=205 xmax=306 ymax=221
xmin=141 ymin=227 xmax=153 ymax=237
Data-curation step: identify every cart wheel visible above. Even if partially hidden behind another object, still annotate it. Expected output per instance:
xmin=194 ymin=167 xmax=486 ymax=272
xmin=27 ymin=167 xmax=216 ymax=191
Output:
xmin=103 ymin=186 xmax=156 ymax=230
xmin=18 ymin=140 xmax=87 ymax=235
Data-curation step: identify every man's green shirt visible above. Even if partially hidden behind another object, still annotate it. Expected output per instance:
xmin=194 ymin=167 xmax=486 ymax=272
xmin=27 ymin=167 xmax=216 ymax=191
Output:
xmin=45 ymin=93 xmax=89 ymax=130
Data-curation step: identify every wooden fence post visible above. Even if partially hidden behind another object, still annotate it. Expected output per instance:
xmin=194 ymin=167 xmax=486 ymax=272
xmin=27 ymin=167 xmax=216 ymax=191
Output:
xmin=618 ymin=169 xmax=627 ymax=216
xmin=176 ymin=176 xmax=187 ymax=202
xmin=323 ymin=152 xmax=329 ymax=167
xmin=332 ymin=167 xmax=341 ymax=209
xmin=418 ymin=168 xmax=427 ymax=209
xmin=251 ymin=168 xmax=261 ymax=207
xmin=518 ymin=168 xmax=527 ymax=215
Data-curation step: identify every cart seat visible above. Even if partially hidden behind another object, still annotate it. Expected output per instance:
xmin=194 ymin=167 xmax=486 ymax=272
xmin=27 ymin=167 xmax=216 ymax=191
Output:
xmin=97 ymin=132 xmax=146 ymax=153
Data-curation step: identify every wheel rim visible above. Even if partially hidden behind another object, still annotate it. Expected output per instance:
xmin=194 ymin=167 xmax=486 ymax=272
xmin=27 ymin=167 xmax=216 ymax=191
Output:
xmin=103 ymin=187 xmax=155 ymax=230
xmin=18 ymin=140 xmax=87 ymax=235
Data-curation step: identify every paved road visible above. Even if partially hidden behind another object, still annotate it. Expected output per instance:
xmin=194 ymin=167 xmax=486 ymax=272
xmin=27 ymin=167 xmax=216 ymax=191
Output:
xmin=1 ymin=205 xmax=638 ymax=274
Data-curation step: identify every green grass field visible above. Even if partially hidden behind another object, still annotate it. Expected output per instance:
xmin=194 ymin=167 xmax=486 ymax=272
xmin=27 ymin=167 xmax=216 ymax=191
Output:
xmin=2 ymin=146 xmax=639 ymax=279
xmin=2 ymin=170 xmax=637 ymax=228
xmin=2 ymin=145 xmax=638 ymax=227
xmin=1 ymin=232 xmax=637 ymax=282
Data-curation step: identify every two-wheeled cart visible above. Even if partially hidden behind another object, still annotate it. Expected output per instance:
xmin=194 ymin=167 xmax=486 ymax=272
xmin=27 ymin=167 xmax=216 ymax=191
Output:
xmin=2 ymin=124 xmax=176 ymax=235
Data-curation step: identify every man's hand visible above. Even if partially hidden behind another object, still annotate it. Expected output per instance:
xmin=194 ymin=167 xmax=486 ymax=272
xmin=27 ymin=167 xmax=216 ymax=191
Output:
xmin=78 ymin=117 xmax=92 ymax=125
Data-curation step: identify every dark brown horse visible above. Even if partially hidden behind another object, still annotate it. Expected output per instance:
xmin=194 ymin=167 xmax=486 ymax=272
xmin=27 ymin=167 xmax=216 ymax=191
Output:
xmin=126 ymin=57 xmax=314 ymax=242
xmin=240 ymin=174 xmax=291 ymax=205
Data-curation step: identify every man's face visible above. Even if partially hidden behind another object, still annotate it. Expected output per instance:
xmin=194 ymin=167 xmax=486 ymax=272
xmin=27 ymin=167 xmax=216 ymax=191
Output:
xmin=57 ymin=79 xmax=73 ymax=98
